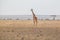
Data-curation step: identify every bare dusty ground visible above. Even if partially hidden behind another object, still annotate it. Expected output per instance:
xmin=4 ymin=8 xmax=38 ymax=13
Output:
xmin=0 ymin=20 xmax=60 ymax=40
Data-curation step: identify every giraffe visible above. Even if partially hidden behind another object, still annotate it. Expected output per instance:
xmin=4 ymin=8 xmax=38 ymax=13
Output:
xmin=31 ymin=9 xmax=38 ymax=26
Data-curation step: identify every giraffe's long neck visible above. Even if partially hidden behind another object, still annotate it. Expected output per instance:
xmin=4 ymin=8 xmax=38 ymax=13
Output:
xmin=31 ymin=10 xmax=35 ymax=17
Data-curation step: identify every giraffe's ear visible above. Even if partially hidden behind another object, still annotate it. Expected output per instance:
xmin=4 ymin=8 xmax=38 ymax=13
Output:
xmin=31 ymin=9 xmax=33 ymax=11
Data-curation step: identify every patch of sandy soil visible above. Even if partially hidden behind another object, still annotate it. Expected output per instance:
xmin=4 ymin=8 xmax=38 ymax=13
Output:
xmin=0 ymin=20 xmax=60 ymax=40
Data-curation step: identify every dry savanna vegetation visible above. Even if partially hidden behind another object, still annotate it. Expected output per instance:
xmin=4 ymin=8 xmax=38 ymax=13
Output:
xmin=0 ymin=20 xmax=60 ymax=40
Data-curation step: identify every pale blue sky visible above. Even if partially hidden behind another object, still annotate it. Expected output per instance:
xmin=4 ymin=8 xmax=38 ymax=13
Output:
xmin=0 ymin=0 xmax=60 ymax=15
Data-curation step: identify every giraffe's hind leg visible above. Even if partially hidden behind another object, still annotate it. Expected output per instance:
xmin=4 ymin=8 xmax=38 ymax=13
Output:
xmin=35 ymin=20 xmax=37 ymax=26
xmin=33 ymin=20 xmax=35 ymax=25
xmin=35 ymin=17 xmax=38 ymax=26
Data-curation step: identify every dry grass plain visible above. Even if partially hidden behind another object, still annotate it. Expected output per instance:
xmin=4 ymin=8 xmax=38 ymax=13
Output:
xmin=0 ymin=20 xmax=60 ymax=40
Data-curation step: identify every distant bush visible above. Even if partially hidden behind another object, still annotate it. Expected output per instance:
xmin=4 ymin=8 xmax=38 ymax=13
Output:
xmin=16 ymin=18 xmax=19 ymax=20
xmin=45 ymin=19 xmax=49 ymax=20
xmin=27 ymin=18 xmax=31 ymax=20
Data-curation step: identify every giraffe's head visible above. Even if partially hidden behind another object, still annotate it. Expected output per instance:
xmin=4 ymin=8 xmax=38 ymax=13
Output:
xmin=31 ymin=9 xmax=33 ymax=11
